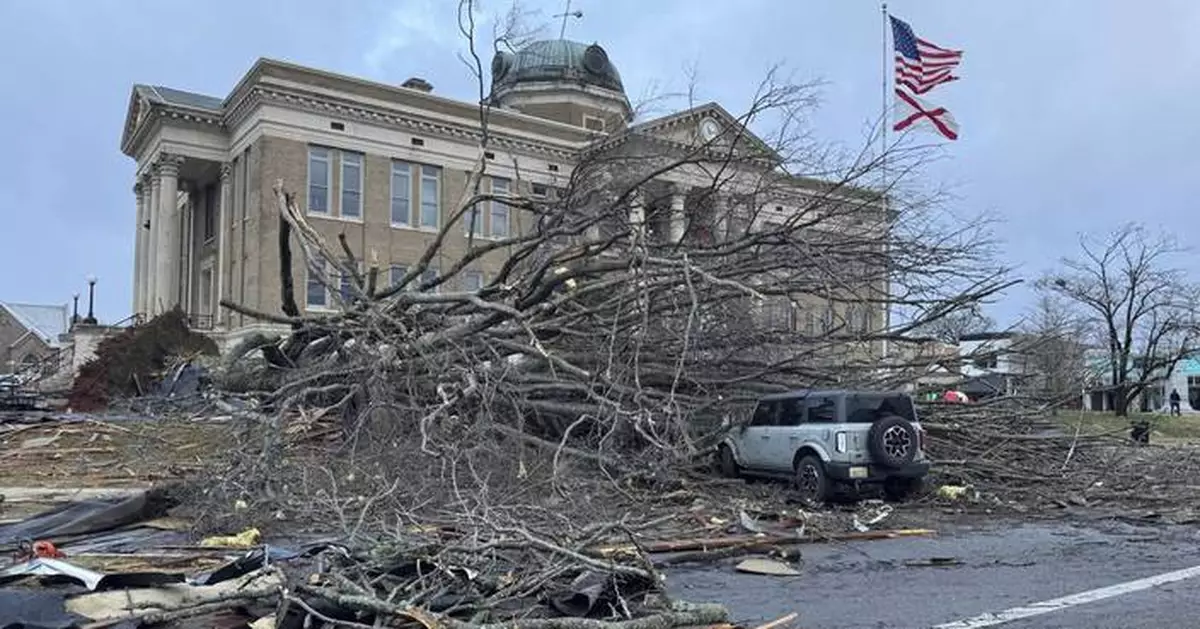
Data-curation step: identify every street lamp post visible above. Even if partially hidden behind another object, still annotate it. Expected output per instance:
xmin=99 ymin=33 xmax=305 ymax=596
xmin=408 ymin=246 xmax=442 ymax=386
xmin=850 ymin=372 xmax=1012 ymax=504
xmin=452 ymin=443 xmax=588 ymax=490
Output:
xmin=71 ymin=293 xmax=80 ymax=325
xmin=83 ymin=276 xmax=97 ymax=325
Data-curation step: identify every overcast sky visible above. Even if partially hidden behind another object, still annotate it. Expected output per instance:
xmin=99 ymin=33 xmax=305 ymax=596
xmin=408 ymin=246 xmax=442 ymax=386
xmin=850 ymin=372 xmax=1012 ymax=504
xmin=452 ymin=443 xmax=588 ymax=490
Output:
xmin=1 ymin=0 xmax=1197 ymax=325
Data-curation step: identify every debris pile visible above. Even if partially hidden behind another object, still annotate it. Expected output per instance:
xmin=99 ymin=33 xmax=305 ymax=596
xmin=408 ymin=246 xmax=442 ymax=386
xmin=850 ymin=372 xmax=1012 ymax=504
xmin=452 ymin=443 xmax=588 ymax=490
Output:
xmin=0 ymin=475 xmax=934 ymax=628
xmin=68 ymin=310 xmax=218 ymax=412
xmin=0 ymin=485 xmax=739 ymax=628
xmin=919 ymin=400 xmax=1200 ymax=517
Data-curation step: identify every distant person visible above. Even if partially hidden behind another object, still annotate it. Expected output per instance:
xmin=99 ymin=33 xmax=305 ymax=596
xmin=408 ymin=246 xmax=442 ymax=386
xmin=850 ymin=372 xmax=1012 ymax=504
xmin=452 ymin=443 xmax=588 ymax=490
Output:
xmin=1170 ymin=389 xmax=1182 ymax=416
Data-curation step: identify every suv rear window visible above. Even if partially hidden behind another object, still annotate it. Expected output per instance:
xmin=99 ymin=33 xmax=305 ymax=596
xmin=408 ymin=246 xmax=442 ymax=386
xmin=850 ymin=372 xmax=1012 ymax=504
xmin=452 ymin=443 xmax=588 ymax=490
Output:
xmin=845 ymin=394 xmax=917 ymax=423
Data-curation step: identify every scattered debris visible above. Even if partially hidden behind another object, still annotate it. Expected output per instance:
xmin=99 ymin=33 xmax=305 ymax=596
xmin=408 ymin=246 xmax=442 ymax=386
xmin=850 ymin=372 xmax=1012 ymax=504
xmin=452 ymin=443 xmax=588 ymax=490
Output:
xmin=851 ymin=501 xmax=893 ymax=532
xmin=734 ymin=558 xmax=801 ymax=577
xmin=904 ymin=556 xmax=963 ymax=568
xmin=199 ymin=527 xmax=262 ymax=548
xmin=752 ymin=612 xmax=800 ymax=629
xmin=936 ymin=484 xmax=974 ymax=501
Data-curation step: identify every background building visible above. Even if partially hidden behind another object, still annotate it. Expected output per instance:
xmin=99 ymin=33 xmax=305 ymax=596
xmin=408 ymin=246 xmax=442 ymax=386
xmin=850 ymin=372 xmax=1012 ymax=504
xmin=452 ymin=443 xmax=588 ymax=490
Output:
xmin=120 ymin=39 xmax=887 ymax=350
xmin=0 ymin=301 xmax=70 ymax=377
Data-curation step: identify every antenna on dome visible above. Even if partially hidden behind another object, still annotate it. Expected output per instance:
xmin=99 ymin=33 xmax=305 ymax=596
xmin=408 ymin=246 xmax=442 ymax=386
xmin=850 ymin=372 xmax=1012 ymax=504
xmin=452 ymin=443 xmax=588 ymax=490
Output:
xmin=553 ymin=0 xmax=583 ymax=39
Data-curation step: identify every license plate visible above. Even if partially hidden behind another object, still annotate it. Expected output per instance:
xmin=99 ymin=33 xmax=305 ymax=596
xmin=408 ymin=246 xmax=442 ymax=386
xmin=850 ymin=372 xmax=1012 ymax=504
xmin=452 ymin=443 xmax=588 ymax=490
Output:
xmin=849 ymin=466 xmax=869 ymax=479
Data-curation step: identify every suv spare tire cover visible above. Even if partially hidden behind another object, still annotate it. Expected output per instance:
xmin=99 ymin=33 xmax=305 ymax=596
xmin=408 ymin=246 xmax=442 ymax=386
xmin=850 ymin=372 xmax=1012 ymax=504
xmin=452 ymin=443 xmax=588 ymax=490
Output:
xmin=867 ymin=415 xmax=918 ymax=468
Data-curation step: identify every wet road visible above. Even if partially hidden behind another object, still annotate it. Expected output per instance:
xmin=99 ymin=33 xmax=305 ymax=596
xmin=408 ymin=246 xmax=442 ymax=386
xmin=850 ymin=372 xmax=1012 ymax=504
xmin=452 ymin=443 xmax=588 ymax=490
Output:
xmin=667 ymin=517 xmax=1200 ymax=628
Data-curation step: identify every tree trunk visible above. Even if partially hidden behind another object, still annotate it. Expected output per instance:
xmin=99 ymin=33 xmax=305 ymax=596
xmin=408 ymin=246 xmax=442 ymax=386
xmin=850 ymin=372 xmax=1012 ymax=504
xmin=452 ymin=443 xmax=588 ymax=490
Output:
xmin=1113 ymin=384 xmax=1129 ymax=417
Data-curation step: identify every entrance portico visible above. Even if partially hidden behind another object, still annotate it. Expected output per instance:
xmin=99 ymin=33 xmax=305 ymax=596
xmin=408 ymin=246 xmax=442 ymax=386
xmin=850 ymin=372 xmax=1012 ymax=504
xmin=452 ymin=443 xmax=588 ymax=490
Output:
xmin=131 ymin=152 xmax=227 ymax=325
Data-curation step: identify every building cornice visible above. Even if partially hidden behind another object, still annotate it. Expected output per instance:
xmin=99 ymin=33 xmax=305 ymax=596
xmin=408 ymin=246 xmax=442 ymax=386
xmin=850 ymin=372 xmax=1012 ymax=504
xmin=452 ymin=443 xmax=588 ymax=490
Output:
xmin=122 ymin=104 xmax=226 ymax=160
xmin=226 ymin=85 xmax=585 ymax=162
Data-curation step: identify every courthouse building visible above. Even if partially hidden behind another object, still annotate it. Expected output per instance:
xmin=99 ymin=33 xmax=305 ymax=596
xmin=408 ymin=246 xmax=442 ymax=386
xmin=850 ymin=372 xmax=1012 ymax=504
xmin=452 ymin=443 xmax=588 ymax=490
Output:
xmin=120 ymin=38 xmax=885 ymax=345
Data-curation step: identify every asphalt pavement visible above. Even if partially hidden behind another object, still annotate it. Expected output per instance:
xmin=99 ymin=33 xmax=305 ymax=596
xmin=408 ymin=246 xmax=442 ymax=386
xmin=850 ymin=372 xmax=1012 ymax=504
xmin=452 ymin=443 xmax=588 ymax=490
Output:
xmin=666 ymin=516 xmax=1200 ymax=629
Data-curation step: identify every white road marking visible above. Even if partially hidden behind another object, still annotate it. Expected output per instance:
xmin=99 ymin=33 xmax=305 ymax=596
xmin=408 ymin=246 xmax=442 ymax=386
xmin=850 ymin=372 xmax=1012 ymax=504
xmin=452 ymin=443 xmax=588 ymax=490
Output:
xmin=934 ymin=563 xmax=1200 ymax=628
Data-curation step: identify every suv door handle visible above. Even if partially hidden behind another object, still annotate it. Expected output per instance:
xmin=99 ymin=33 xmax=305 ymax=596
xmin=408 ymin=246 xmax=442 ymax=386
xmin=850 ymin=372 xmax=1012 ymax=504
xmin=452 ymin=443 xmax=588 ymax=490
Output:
xmin=788 ymin=435 xmax=800 ymax=441
xmin=760 ymin=435 xmax=770 ymax=440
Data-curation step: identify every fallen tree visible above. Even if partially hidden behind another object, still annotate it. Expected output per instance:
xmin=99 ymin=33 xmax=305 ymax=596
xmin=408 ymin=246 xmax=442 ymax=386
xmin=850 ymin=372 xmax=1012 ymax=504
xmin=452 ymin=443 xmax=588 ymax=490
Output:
xmin=190 ymin=1 xmax=1012 ymax=625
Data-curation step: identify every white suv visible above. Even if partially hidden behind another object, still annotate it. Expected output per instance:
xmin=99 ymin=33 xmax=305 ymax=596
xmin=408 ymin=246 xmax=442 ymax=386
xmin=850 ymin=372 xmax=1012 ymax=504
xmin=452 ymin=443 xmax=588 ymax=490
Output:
xmin=718 ymin=390 xmax=929 ymax=503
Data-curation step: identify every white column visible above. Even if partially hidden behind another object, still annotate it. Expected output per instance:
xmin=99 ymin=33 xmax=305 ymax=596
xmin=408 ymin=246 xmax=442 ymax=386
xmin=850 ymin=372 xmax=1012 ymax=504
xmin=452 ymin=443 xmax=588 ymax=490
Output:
xmin=146 ymin=171 xmax=162 ymax=314
xmin=137 ymin=175 xmax=152 ymax=315
xmin=627 ymin=189 xmax=646 ymax=244
xmin=131 ymin=180 xmax=146 ymax=315
xmin=155 ymin=154 xmax=184 ymax=313
xmin=713 ymin=193 xmax=729 ymax=242
xmin=216 ymin=163 xmax=232 ymax=326
xmin=183 ymin=184 xmax=194 ymax=315
xmin=668 ymin=184 xmax=687 ymax=243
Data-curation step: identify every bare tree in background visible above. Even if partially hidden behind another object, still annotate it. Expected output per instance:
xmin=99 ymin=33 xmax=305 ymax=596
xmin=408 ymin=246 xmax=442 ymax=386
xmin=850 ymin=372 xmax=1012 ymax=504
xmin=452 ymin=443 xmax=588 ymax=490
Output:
xmin=1040 ymin=223 xmax=1199 ymax=417
xmin=1019 ymin=293 xmax=1089 ymax=414
xmin=915 ymin=306 xmax=995 ymax=344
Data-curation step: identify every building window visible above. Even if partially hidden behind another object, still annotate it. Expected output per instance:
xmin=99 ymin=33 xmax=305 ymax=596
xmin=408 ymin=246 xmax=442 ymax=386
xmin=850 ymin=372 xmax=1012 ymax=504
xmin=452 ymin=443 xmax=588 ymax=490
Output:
xmin=583 ymin=115 xmax=606 ymax=132
xmin=199 ymin=268 xmax=213 ymax=314
xmin=531 ymin=183 xmax=548 ymax=198
xmin=490 ymin=177 xmax=510 ymax=238
xmin=391 ymin=161 xmax=412 ymax=226
xmin=973 ymin=355 xmax=999 ymax=370
xmin=203 ymin=184 xmax=217 ymax=242
xmin=845 ymin=305 xmax=868 ymax=334
xmin=308 ymin=147 xmax=330 ymax=214
xmin=420 ymin=165 xmax=440 ymax=229
xmin=339 ymin=265 xmax=358 ymax=304
xmin=340 ymin=152 xmax=362 ymax=219
xmin=306 ymin=263 xmax=328 ymax=308
xmin=465 ymin=199 xmax=484 ymax=238
xmin=420 ymin=267 xmax=439 ymax=292
xmin=389 ymin=264 xmax=408 ymax=288
xmin=463 ymin=271 xmax=484 ymax=292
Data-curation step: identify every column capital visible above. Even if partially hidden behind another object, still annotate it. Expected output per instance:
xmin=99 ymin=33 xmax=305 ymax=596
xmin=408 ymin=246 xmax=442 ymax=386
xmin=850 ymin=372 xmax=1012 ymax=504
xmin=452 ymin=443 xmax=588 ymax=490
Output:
xmin=219 ymin=162 xmax=233 ymax=181
xmin=155 ymin=153 xmax=185 ymax=176
xmin=133 ymin=180 xmax=143 ymax=195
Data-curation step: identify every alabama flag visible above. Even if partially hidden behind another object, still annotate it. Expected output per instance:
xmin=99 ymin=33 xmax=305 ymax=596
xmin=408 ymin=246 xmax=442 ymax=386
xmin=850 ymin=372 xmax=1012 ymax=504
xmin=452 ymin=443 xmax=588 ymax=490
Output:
xmin=893 ymin=88 xmax=959 ymax=141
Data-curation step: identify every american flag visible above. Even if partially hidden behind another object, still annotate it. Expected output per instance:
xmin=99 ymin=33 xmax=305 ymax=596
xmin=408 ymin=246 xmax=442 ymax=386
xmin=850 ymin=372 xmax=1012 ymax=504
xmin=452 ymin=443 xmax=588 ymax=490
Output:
xmin=890 ymin=16 xmax=962 ymax=96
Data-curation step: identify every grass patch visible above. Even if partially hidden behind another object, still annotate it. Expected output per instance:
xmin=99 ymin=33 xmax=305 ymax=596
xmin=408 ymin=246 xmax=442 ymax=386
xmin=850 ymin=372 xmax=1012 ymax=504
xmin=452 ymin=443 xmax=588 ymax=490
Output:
xmin=1055 ymin=410 xmax=1200 ymax=441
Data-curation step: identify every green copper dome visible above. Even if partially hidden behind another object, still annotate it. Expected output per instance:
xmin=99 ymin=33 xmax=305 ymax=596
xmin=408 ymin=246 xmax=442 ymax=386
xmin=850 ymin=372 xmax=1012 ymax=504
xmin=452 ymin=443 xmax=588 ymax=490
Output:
xmin=491 ymin=40 xmax=625 ymax=94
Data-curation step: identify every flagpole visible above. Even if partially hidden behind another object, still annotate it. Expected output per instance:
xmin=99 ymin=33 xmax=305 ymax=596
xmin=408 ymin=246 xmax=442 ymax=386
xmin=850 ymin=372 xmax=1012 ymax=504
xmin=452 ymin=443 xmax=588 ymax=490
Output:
xmin=880 ymin=2 xmax=891 ymax=359
xmin=881 ymin=2 xmax=889 ymax=189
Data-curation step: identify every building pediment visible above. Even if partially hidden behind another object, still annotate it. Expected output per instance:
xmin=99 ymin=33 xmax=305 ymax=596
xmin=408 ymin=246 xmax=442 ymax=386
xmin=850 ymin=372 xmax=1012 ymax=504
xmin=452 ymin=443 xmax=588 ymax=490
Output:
xmin=620 ymin=102 xmax=782 ymax=165
xmin=120 ymin=85 xmax=225 ymax=159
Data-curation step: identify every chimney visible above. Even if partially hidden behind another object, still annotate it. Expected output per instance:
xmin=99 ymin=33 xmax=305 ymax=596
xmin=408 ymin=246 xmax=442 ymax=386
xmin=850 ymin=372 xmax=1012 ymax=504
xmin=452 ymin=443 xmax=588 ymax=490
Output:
xmin=402 ymin=77 xmax=433 ymax=93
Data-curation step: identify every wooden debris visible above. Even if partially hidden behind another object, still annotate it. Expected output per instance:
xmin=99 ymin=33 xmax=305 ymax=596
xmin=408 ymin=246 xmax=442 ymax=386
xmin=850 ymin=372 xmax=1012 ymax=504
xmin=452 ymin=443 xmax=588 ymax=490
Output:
xmin=734 ymin=558 xmax=800 ymax=576
xmin=752 ymin=612 xmax=799 ymax=629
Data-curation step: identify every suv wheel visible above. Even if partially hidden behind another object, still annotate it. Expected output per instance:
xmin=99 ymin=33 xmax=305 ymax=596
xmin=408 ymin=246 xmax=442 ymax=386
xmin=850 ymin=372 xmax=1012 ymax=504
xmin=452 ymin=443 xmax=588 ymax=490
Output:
xmin=794 ymin=455 xmax=829 ymax=506
xmin=884 ymin=476 xmax=923 ymax=502
xmin=867 ymin=415 xmax=919 ymax=469
xmin=718 ymin=445 xmax=740 ymax=478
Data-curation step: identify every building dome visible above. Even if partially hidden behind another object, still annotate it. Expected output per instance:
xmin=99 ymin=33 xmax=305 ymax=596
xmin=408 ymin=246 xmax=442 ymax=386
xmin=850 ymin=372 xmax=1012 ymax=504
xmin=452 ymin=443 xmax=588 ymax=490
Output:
xmin=491 ymin=40 xmax=625 ymax=95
